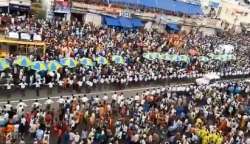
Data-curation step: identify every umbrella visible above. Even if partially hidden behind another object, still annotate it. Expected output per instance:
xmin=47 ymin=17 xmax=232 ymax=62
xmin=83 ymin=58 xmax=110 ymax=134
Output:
xmin=81 ymin=97 xmax=89 ymax=102
xmin=178 ymin=55 xmax=190 ymax=63
xmin=112 ymin=55 xmax=125 ymax=64
xmin=0 ymin=58 xmax=10 ymax=71
xmin=44 ymin=99 xmax=54 ymax=105
xmin=143 ymin=53 xmax=154 ymax=60
xmin=245 ymin=79 xmax=250 ymax=83
xmin=47 ymin=60 xmax=62 ymax=72
xmin=57 ymin=98 xmax=65 ymax=104
xmin=212 ymin=55 xmax=222 ymax=61
xmin=0 ymin=116 xmax=8 ymax=126
xmin=79 ymin=57 xmax=94 ymax=67
xmin=198 ymin=56 xmax=210 ymax=62
xmin=220 ymin=54 xmax=236 ymax=61
xmin=151 ymin=52 xmax=161 ymax=59
xmin=196 ymin=78 xmax=210 ymax=85
xmin=103 ymin=95 xmax=109 ymax=100
xmin=203 ymin=72 xmax=220 ymax=80
xmin=13 ymin=56 xmax=32 ymax=67
xmin=170 ymin=54 xmax=179 ymax=62
xmin=59 ymin=58 xmax=78 ymax=68
xmin=160 ymin=53 xmax=172 ymax=61
xmin=208 ymin=53 xmax=216 ymax=59
xmin=212 ymin=54 xmax=234 ymax=62
xmin=95 ymin=56 xmax=108 ymax=65
xmin=31 ymin=61 xmax=47 ymax=72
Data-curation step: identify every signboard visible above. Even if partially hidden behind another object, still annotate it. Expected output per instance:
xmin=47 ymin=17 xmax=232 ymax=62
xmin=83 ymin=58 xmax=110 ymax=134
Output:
xmin=119 ymin=10 xmax=131 ymax=18
xmin=54 ymin=0 xmax=70 ymax=13
xmin=9 ymin=4 xmax=30 ymax=11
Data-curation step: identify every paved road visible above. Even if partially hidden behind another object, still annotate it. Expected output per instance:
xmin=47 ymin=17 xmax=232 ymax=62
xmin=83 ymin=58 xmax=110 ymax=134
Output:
xmin=0 ymin=78 xmax=195 ymax=106
xmin=0 ymin=76 xmax=249 ymax=144
xmin=0 ymin=78 xmax=195 ymax=102
xmin=0 ymin=75 xmax=249 ymax=107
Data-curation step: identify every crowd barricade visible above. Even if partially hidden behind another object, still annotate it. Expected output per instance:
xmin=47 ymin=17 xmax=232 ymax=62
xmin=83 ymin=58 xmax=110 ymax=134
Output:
xmin=0 ymin=73 xmax=248 ymax=98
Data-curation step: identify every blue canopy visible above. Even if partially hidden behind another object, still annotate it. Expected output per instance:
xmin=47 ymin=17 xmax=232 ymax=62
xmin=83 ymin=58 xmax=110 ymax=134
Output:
xmin=107 ymin=0 xmax=203 ymax=15
xmin=104 ymin=16 xmax=144 ymax=28
xmin=166 ymin=23 xmax=181 ymax=32
xmin=119 ymin=17 xmax=133 ymax=28
xmin=105 ymin=16 xmax=120 ymax=26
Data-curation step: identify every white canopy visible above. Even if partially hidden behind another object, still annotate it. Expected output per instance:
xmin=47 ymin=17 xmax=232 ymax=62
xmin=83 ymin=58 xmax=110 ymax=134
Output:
xmin=196 ymin=78 xmax=210 ymax=85
xmin=215 ymin=44 xmax=234 ymax=54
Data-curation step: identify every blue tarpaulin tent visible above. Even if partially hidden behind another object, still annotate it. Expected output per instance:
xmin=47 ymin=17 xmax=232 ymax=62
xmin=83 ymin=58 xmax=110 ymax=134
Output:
xmin=107 ymin=0 xmax=203 ymax=15
xmin=104 ymin=16 xmax=144 ymax=28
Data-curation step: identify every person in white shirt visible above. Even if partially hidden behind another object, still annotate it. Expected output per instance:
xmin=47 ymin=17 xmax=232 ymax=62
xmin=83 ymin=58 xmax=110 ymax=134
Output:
xmin=57 ymin=96 xmax=65 ymax=109
xmin=4 ymin=101 xmax=12 ymax=112
xmin=19 ymin=82 xmax=27 ymax=97
xmin=134 ymin=93 xmax=140 ymax=101
xmin=117 ymin=93 xmax=124 ymax=105
xmin=86 ymin=80 xmax=93 ymax=93
xmin=44 ymin=97 xmax=54 ymax=110
xmin=57 ymin=79 xmax=63 ymax=93
xmin=68 ymin=78 xmax=74 ymax=91
xmin=74 ymin=132 xmax=80 ymax=143
xmin=32 ymin=100 xmax=42 ymax=110
xmin=34 ymin=81 xmax=41 ymax=97
xmin=112 ymin=92 xmax=118 ymax=104
xmin=16 ymin=99 xmax=28 ymax=110
xmin=47 ymin=82 xmax=54 ymax=96
xmin=77 ymin=80 xmax=83 ymax=93
xmin=5 ymin=82 xmax=14 ymax=98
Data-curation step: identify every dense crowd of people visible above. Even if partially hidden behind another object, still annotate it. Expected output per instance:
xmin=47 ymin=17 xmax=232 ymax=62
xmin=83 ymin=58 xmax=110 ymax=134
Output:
xmin=0 ymin=80 xmax=250 ymax=143
xmin=0 ymin=4 xmax=249 ymax=143
xmin=0 ymin=15 xmax=249 ymax=94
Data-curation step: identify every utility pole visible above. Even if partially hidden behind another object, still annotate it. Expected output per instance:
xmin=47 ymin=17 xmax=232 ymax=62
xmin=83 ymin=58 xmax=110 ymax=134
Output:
xmin=7 ymin=0 xmax=10 ymax=14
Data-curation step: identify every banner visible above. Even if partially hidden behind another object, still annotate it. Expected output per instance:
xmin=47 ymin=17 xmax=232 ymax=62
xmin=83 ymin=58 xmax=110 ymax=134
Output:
xmin=20 ymin=33 xmax=30 ymax=40
xmin=9 ymin=4 xmax=30 ymax=11
xmin=8 ymin=32 xmax=19 ymax=39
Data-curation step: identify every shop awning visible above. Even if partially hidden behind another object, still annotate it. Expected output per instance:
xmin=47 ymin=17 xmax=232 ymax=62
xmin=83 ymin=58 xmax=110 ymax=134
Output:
xmin=104 ymin=16 xmax=144 ymax=28
xmin=119 ymin=17 xmax=133 ymax=28
xmin=131 ymin=19 xmax=144 ymax=27
xmin=104 ymin=16 xmax=121 ymax=27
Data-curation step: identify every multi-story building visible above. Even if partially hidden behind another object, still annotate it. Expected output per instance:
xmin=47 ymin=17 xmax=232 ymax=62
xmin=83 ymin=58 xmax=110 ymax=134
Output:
xmin=0 ymin=0 xmax=31 ymax=14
